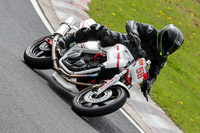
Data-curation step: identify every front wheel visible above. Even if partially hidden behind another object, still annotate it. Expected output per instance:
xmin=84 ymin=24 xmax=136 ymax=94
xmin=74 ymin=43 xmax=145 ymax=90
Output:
xmin=71 ymin=86 xmax=127 ymax=117
xmin=24 ymin=35 xmax=53 ymax=69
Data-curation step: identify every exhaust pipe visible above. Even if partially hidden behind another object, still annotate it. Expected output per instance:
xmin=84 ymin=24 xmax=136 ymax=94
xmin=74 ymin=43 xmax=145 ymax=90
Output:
xmin=53 ymin=17 xmax=74 ymax=37
xmin=51 ymin=17 xmax=94 ymax=86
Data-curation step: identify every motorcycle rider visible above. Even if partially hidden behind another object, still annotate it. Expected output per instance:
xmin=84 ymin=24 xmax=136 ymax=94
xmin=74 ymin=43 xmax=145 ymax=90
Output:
xmin=59 ymin=20 xmax=184 ymax=95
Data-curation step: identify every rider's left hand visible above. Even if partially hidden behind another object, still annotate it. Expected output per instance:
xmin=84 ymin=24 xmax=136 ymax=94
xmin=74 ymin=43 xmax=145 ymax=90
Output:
xmin=140 ymin=80 xmax=152 ymax=94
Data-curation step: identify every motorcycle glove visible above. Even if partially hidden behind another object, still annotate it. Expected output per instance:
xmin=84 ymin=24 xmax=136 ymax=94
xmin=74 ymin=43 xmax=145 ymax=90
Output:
xmin=129 ymin=34 xmax=146 ymax=58
xmin=136 ymin=49 xmax=147 ymax=59
xmin=140 ymin=78 xmax=155 ymax=94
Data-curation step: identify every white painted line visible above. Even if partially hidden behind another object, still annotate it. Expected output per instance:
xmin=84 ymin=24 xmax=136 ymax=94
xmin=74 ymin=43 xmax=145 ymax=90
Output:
xmin=30 ymin=1 xmax=146 ymax=132
xmin=30 ymin=0 xmax=54 ymax=34
xmin=120 ymin=108 xmax=145 ymax=133
xmin=140 ymin=112 xmax=170 ymax=129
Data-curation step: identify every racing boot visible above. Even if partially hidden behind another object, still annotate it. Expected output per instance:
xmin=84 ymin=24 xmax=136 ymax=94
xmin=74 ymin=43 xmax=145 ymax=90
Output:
xmin=59 ymin=28 xmax=88 ymax=50
xmin=58 ymin=33 xmax=75 ymax=50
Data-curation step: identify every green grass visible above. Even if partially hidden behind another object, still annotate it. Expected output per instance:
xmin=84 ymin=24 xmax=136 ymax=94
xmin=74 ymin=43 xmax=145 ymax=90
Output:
xmin=88 ymin=0 xmax=200 ymax=132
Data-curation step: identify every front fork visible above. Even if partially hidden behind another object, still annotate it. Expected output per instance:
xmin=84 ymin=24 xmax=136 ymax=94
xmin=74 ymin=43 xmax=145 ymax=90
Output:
xmin=94 ymin=68 xmax=128 ymax=96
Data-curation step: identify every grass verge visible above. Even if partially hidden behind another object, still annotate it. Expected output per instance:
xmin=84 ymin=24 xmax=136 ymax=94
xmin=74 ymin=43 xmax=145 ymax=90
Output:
xmin=88 ymin=0 xmax=200 ymax=132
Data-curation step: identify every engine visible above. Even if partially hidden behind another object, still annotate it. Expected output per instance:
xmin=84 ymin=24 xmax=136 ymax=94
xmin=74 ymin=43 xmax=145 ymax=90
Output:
xmin=62 ymin=51 xmax=102 ymax=72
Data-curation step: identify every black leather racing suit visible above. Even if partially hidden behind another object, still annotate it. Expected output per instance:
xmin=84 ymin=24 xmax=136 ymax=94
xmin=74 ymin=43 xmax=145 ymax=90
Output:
xmin=63 ymin=20 xmax=168 ymax=92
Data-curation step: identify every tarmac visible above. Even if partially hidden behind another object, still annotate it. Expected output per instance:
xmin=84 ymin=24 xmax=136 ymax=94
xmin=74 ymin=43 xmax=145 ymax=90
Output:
xmin=36 ymin=0 xmax=184 ymax=132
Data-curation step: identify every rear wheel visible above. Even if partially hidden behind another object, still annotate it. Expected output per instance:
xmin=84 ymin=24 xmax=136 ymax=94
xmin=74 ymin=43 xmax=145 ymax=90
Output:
xmin=24 ymin=35 xmax=53 ymax=69
xmin=71 ymin=86 xmax=127 ymax=117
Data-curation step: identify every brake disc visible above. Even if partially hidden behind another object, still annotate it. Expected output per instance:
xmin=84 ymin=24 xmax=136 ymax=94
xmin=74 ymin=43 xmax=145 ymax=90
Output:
xmin=84 ymin=89 xmax=113 ymax=103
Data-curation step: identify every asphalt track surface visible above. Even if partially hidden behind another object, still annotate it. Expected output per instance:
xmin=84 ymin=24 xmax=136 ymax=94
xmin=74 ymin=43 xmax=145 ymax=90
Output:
xmin=0 ymin=0 xmax=140 ymax=132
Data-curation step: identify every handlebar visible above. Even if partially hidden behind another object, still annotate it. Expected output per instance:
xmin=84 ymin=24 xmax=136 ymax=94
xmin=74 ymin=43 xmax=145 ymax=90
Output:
xmin=146 ymin=60 xmax=151 ymax=66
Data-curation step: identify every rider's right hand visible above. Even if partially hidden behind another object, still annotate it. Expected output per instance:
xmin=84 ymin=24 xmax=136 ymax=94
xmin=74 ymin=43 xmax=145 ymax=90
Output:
xmin=136 ymin=49 xmax=147 ymax=58
xmin=129 ymin=34 xmax=146 ymax=58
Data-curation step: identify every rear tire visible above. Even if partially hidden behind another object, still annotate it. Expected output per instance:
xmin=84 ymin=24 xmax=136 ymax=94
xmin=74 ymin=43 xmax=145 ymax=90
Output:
xmin=71 ymin=86 xmax=127 ymax=117
xmin=24 ymin=35 xmax=53 ymax=69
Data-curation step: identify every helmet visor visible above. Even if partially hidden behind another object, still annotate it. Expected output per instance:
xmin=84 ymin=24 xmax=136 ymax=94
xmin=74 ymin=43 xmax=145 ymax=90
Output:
xmin=162 ymin=31 xmax=176 ymax=55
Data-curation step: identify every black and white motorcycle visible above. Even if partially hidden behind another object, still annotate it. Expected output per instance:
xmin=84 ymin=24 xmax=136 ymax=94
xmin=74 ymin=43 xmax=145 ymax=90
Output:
xmin=24 ymin=17 xmax=150 ymax=117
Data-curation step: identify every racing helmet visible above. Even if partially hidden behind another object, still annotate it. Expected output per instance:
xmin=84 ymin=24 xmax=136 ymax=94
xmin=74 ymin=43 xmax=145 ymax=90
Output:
xmin=157 ymin=24 xmax=184 ymax=56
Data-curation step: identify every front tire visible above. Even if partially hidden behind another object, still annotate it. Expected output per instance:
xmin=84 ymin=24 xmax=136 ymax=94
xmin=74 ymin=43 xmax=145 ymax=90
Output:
xmin=71 ymin=86 xmax=127 ymax=117
xmin=24 ymin=35 xmax=53 ymax=69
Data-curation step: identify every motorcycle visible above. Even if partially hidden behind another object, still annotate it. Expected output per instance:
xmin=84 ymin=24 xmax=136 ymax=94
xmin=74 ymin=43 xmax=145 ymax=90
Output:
xmin=24 ymin=17 xmax=151 ymax=117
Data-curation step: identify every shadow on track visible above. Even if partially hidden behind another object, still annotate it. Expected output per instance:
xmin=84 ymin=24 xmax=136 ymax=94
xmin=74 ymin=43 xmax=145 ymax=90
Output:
xmin=24 ymin=64 xmax=75 ymax=105
xmin=24 ymin=62 xmax=131 ymax=133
